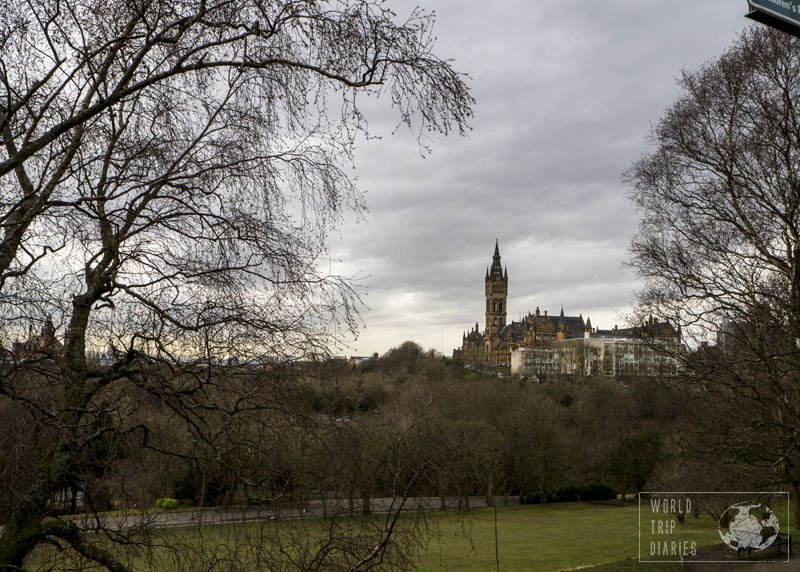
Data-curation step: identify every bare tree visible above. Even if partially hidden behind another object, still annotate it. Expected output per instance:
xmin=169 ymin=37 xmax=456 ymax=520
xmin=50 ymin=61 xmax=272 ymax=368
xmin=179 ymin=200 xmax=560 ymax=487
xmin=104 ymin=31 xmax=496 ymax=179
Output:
xmin=626 ymin=26 xmax=800 ymax=525
xmin=0 ymin=0 xmax=471 ymax=285
xmin=0 ymin=1 xmax=472 ymax=569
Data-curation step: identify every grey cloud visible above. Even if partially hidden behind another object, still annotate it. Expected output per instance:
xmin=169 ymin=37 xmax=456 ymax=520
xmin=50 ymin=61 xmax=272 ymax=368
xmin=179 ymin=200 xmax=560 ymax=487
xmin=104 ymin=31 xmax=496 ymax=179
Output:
xmin=331 ymin=0 xmax=750 ymax=356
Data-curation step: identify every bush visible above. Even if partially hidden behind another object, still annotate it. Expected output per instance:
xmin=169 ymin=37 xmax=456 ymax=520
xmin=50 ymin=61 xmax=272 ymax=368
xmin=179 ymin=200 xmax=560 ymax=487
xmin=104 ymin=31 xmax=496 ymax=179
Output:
xmin=553 ymin=486 xmax=581 ymax=503
xmin=174 ymin=473 xmax=201 ymax=505
xmin=156 ymin=497 xmax=179 ymax=510
xmin=523 ymin=483 xmax=616 ymax=505
xmin=173 ymin=469 xmax=237 ymax=507
xmin=523 ymin=492 xmax=543 ymax=505
xmin=579 ymin=482 xmax=617 ymax=501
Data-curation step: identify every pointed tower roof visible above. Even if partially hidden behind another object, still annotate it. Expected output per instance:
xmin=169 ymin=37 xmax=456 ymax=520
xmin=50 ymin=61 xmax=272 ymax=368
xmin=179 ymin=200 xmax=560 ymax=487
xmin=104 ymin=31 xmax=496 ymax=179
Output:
xmin=585 ymin=316 xmax=592 ymax=330
xmin=488 ymin=240 xmax=505 ymax=281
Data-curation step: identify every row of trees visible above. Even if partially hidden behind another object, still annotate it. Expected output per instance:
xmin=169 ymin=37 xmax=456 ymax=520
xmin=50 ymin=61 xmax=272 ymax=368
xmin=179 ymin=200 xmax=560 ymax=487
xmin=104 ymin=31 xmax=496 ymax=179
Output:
xmin=86 ymin=343 xmax=766 ymax=513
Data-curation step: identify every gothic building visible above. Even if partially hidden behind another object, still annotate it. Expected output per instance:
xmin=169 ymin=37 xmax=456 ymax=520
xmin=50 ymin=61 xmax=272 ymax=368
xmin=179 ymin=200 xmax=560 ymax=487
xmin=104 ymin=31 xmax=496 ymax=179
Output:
xmin=458 ymin=241 xmax=588 ymax=366
xmin=456 ymin=241 xmax=681 ymax=373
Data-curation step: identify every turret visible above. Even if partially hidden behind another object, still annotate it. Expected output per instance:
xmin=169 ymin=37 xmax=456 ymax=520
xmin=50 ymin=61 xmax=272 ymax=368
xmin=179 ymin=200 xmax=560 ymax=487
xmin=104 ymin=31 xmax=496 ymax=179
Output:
xmin=556 ymin=307 xmax=567 ymax=341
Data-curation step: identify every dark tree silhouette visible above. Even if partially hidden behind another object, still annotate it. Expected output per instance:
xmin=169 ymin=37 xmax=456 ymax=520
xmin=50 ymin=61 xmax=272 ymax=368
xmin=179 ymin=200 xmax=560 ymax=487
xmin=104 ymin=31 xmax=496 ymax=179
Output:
xmin=0 ymin=1 xmax=472 ymax=569
xmin=627 ymin=26 xmax=800 ymax=526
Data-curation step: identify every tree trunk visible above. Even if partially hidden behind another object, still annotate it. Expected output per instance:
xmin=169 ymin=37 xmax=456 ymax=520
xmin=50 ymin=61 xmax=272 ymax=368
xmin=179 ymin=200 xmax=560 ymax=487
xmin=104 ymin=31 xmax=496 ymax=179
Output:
xmin=361 ymin=489 xmax=371 ymax=515
xmin=790 ymin=482 xmax=800 ymax=532
xmin=784 ymin=455 xmax=800 ymax=530
xmin=0 ymin=444 xmax=74 ymax=569
xmin=0 ymin=514 xmax=45 ymax=570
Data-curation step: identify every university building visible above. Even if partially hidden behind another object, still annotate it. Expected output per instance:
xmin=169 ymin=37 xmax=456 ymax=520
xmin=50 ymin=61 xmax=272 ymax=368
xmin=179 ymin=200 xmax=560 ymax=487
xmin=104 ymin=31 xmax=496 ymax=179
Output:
xmin=454 ymin=242 xmax=683 ymax=378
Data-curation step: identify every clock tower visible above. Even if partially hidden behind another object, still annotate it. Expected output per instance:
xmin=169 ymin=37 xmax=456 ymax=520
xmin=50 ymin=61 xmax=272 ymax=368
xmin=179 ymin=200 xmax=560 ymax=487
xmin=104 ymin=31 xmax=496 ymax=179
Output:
xmin=485 ymin=240 xmax=508 ymax=339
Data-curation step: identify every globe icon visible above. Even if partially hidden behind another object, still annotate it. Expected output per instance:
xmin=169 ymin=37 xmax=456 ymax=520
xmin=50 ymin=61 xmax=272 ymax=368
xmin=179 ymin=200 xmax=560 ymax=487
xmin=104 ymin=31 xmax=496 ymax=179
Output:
xmin=718 ymin=503 xmax=780 ymax=552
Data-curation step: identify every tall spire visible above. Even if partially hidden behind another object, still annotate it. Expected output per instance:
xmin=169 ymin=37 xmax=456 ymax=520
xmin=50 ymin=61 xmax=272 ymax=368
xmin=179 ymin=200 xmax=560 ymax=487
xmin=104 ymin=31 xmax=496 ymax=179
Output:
xmin=484 ymin=240 xmax=508 ymax=343
xmin=488 ymin=240 xmax=504 ymax=281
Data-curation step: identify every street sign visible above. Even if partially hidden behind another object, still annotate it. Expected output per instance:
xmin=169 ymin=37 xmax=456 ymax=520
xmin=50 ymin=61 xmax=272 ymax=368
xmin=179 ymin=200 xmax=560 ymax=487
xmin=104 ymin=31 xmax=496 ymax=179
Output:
xmin=747 ymin=0 xmax=800 ymax=38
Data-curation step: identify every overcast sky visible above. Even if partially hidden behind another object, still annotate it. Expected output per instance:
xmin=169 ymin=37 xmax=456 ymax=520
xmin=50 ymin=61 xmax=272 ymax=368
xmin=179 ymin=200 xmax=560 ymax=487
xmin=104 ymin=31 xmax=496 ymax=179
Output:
xmin=329 ymin=1 xmax=751 ymax=357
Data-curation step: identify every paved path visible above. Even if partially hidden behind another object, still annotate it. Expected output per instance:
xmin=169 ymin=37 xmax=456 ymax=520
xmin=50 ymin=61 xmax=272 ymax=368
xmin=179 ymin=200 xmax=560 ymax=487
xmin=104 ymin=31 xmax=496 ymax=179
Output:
xmin=682 ymin=544 xmax=797 ymax=571
xmin=69 ymin=495 xmax=512 ymax=531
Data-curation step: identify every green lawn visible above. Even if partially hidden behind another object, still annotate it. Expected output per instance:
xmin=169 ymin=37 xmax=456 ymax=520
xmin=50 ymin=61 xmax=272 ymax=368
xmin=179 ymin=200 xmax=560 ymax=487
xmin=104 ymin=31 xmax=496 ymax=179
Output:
xmin=417 ymin=503 xmax=719 ymax=571
xmin=31 ymin=502 xmax=729 ymax=571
